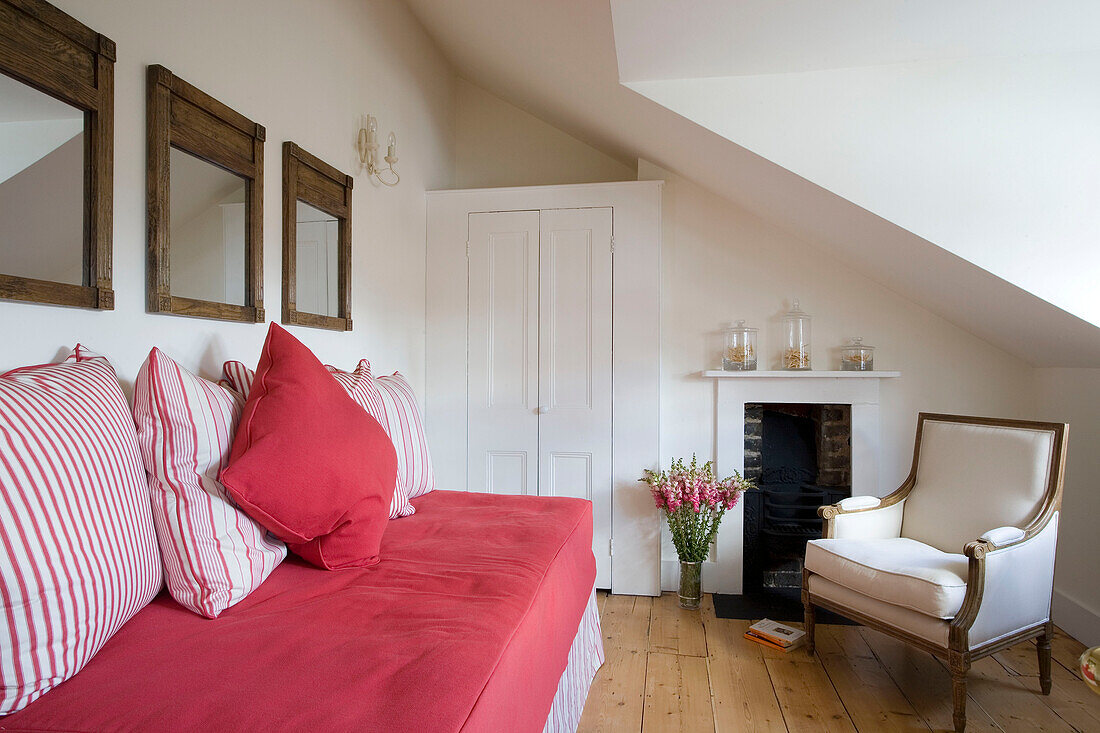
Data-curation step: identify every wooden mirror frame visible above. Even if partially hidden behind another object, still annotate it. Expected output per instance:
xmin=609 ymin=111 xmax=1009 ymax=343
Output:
xmin=0 ymin=0 xmax=114 ymax=309
xmin=282 ymin=142 xmax=352 ymax=331
xmin=147 ymin=64 xmax=265 ymax=323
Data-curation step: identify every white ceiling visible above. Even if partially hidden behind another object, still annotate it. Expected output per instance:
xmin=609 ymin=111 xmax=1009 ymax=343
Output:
xmin=402 ymin=0 xmax=1100 ymax=366
xmin=612 ymin=0 xmax=1100 ymax=80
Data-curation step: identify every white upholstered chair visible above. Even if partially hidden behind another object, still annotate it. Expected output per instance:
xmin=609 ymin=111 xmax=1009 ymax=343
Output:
xmin=803 ymin=413 xmax=1068 ymax=733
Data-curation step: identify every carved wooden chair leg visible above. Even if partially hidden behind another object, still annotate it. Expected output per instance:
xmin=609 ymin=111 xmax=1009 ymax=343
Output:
xmin=951 ymin=668 xmax=968 ymax=733
xmin=801 ymin=569 xmax=816 ymax=654
xmin=803 ymin=600 xmax=816 ymax=654
xmin=1038 ymin=622 xmax=1054 ymax=695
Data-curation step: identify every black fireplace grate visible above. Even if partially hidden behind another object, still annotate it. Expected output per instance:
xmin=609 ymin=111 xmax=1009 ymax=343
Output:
xmin=743 ymin=407 xmax=852 ymax=591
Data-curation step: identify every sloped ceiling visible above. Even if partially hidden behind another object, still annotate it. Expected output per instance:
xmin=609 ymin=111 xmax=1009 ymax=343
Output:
xmin=612 ymin=0 xmax=1100 ymax=80
xmin=402 ymin=0 xmax=1100 ymax=366
xmin=617 ymin=1 xmax=1100 ymax=331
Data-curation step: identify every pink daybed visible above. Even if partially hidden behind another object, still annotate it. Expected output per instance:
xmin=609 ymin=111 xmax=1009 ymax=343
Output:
xmin=2 ymin=491 xmax=603 ymax=732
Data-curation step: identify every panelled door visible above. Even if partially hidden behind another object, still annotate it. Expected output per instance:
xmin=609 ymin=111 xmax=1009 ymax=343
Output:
xmin=467 ymin=208 xmax=613 ymax=587
xmin=468 ymin=211 xmax=541 ymax=498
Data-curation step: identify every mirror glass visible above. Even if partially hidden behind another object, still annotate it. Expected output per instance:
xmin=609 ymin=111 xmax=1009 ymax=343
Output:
xmin=169 ymin=146 xmax=248 ymax=305
xmin=0 ymin=72 xmax=85 ymax=285
xmin=295 ymin=201 xmax=340 ymax=317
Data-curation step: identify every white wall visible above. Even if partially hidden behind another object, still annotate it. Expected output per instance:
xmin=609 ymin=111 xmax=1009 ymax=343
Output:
xmin=454 ymin=78 xmax=635 ymax=189
xmin=640 ymin=160 xmax=1045 ymax=579
xmin=0 ymin=0 xmax=455 ymax=396
xmin=642 ymin=160 xmax=1038 ymax=486
xmin=1036 ymin=368 xmax=1100 ymax=645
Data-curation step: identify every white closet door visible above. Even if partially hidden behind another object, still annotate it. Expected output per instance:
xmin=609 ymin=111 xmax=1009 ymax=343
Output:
xmin=467 ymin=211 xmax=540 ymax=496
xmin=538 ymin=207 xmax=613 ymax=586
xmin=295 ymin=219 xmax=338 ymax=315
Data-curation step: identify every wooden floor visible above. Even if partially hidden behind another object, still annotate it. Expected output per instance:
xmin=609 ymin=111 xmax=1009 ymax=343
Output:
xmin=577 ymin=592 xmax=1099 ymax=732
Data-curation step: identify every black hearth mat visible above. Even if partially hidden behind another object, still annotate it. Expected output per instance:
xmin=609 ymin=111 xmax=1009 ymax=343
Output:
xmin=713 ymin=586 xmax=858 ymax=625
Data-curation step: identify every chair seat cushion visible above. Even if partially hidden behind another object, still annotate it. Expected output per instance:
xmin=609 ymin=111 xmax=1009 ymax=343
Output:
xmin=805 ymin=537 xmax=967 ymax=618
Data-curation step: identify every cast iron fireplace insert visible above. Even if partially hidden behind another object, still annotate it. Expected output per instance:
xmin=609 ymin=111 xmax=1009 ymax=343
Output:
xmin=742 ymin=403 xmax=851 ymax=591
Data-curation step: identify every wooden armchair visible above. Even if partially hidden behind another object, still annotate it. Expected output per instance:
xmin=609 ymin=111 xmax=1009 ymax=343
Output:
xmin=803 ymin=413 xmax=1068 ymax=732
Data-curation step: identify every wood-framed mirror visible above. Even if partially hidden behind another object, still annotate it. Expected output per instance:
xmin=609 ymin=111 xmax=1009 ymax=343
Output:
xmin=0 ymin=0 xmax=115 ymax=309
xmin=147 ymin=64 xmax=264 ymax=323
xmin=282 ymin=142 xmax=352 ymax=331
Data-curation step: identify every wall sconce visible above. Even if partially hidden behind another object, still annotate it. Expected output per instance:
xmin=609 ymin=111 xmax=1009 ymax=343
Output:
xmin=357 ymin=114 xmax=399 ymax=186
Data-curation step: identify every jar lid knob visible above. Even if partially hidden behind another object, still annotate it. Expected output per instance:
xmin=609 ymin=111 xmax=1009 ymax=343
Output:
xmin=735 ymin=319 xmax=745 ymax=326
xmin=852 ymin=336 xmax=863 ymax=345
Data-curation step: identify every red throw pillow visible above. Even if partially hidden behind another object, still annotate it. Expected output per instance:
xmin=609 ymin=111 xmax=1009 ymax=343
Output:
xmin=220 ymin=323 xmax=397 ymax=569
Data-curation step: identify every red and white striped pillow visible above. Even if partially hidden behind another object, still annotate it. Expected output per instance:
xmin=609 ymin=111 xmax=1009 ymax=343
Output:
xmin=326 ymin=360 xmax=435 ymax=500
xmin=0 ymin=347 xmax=163 ymax=715
xmin=133 ymin=349 xmax=286 ymax=618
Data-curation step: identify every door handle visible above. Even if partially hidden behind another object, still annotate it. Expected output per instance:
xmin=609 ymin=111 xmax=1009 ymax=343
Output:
xmin=537 ymin=405 xmax=550 ymax=415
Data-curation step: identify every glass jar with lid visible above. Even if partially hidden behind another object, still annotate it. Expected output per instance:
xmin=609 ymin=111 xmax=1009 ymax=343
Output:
xmin=723 ymin=320 xmax=758 ymax=371
xmin=840 ymin=337 xmax=874 ymax=371
xmin=781 ymin=300 xmax=812 ymax=370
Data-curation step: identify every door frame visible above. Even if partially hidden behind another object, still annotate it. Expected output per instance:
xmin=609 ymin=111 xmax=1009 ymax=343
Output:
xmin=426 ymin=182 xmax=662 ymax=597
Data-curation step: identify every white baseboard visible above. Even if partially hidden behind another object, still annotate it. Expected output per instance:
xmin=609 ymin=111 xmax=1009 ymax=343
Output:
xmin=1053 ymin=588 xmax=1100 ymax=647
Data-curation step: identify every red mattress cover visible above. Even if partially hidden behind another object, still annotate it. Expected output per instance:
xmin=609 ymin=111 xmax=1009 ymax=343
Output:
xmin=2 ymin=491 xmax=596 ymax=733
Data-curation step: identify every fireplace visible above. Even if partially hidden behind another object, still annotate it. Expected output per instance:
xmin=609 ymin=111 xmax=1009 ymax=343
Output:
xmin=699 ymin=368 xmax=896 ymax=593
xmin=742 ymin=404 xmax=851 ymax=591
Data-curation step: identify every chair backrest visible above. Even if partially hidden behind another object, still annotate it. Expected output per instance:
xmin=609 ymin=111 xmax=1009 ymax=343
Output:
xmin=900 ymin=414 xmax=1066 ymax=553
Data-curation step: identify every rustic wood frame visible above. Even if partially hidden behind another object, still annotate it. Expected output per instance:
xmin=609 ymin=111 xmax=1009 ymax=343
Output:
xmin=0 ymin=0 xmax=114 ymax=309
xmin=282 ymin=141 xmax=352 ymax=331
xmin=147 ymin=64 xmax=265 ymax=323
xmin=803 ymin=412 xmax=1068 ymax=733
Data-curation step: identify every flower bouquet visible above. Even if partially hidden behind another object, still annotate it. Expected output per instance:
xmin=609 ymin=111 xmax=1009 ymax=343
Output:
xmin=640 ymin=456 xmax=753 ymax=609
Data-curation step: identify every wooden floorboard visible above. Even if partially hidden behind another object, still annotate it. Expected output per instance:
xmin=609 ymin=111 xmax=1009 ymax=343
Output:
xmin=1050 ymin=628 xmax=1088 ymax=680
xmin=650 ymin=592 xmax=708 ymax=657
xmin=642 ymin=652 xmax=714 ymax=732
xmin=765 ymin=653 xmax=857 ymax=733
xmin=814 ymin=625 xmax=930 ymax=732
xmin=858 ymin=627 xmax=1004 ymax=732
xmin=993 ymin=639 xmax=1100 ymax=731
xmin=578 ymin=594 xmax=652 ymax=732
xmin=700 ymin=596 xmax=787 ymax=732
xmin=951 ymin=655 xmax=1076 ymax=731
xmin=579 ymin=593 xmax=1092 ymax=733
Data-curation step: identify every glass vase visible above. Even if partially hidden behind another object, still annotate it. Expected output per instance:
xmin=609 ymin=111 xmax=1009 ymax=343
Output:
xmin=678 ymin=561 xmax=702 ymax=610
xmin=780 ymin=300 xmax=812 ymax=370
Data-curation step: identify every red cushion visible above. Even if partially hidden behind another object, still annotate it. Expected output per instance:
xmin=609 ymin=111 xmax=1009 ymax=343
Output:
xmin=220 ymin=323 xmax=397 ymax=569
xmin=0 ymin=491 xmax=596 ymax=732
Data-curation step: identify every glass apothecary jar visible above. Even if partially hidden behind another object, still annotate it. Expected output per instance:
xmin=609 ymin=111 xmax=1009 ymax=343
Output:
xmin=841 ymin=337 xmax=874 ymax=371
xmin=723 ymin=320 xmax=758 ymax=371
xmin=781 ymin=300 xmax=812 ymax=370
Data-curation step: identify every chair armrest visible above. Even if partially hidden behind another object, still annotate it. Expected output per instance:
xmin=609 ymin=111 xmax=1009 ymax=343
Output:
xmin=819 ymin=497 xmax=904 ymax=540
xmin=951 ymin=514 xmax=1060 ymax=649
xmin=979 ymin=526 xmax=1026 ymax=547
xmin=837 ymin=496 xmax=881 ymax=511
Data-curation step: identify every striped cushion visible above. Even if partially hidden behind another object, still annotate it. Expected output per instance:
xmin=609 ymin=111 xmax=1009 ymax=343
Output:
xmin=0 ymin=346 xmax=163 ymax=714
xmin=221 ymin=361 xmax=416 ymax=518
xmin=326 ymin=361 xmax=435 ymax=500
xmin=133 ymin=349 xmax=286 ymax=618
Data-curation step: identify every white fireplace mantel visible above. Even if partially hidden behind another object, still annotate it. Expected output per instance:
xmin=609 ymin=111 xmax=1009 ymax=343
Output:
xmin=701 ymin=370 xmax=901 ymax=379
xmin=695 ymin=369 xmax=900 ymax=594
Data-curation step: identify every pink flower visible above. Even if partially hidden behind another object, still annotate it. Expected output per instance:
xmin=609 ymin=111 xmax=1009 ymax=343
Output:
xmin=651 ymin=487 xmax=666 ymax=511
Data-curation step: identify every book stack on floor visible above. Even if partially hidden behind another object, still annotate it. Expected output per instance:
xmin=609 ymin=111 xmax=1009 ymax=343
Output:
xmin=744 ymin=619 xmax=806 ymax=652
